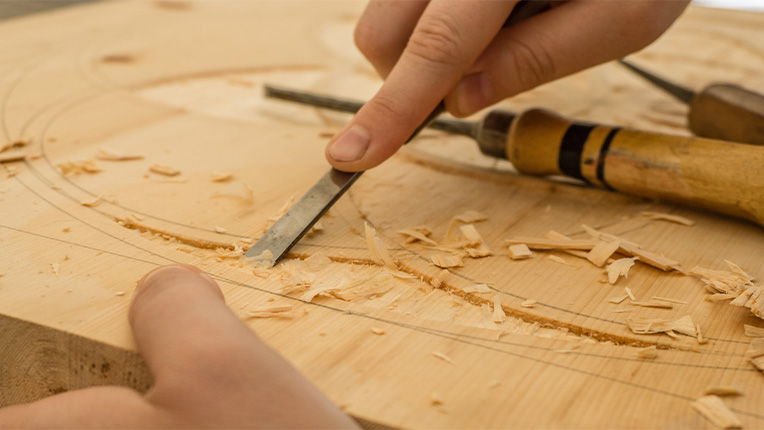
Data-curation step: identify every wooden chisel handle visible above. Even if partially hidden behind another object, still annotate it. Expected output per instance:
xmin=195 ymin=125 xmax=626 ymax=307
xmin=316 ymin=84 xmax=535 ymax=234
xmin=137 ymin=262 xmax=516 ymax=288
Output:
xmin=689 ymin=83 xmax=764 ymax=146
xmin=507 ymin=108 xmax=764 ymax=226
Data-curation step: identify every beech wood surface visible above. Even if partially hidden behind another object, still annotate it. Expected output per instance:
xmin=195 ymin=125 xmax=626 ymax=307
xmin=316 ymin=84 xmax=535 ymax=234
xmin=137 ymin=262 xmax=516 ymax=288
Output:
xmin=0 ymin=1 xmax=763 ymax=428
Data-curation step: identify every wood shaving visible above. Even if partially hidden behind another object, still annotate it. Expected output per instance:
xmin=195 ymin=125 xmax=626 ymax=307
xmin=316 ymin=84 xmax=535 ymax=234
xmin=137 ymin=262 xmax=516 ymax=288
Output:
xmin=51 ymin=263 xmax=60 ymax=276
xmin=95 ymin=147 xmax=143 ymax=161
xmin=547 ymin=255 xmax=573 ymax=266
xmin=652 ymin=296 xmax=687 ymax=304
xmin=704 ymin=386 xmax=743 ymax=397
xmin=149 ymin=164 xmax=180 ymax=176
xmin=80 ymin=194 xmax=104 ymax=207
xmin=691 ymin=261 xmax=763 ymax=320
xmin=492 ymin=296 xmax=506 ymax=323
xmin=520 ymin=299 xmax=537 ymax=308
xmin=748 ymin=338 xmax=764 ymax=358
xmin=0 ymin=151 xmax=26 ymax=163
xmin=459 ymin=224 xmax=492 ymax=257
xmin=627 ymin=315 xmax=696 ymax=337
xmin=210 ymin=171 xmax=233 ymax=182
xmin=609 ymin=294 xmax=629 ymax=304
xmin=696 ymin=323 xmax=708 ymax=344
xmin=430 ymin=351 xmax=455 ymax=364
xmin=431 ymin=269 xmax=449 ymax=288
xmin=587 ymin=240 xmax=621 ymax=267
xmin=364 ymin=222 xmax=398 ymax=270
xmin=752 ymin=355 xmax=764 ymax=373
xmin=370 ymin=327 xmax=385 ymax=335
xmin=431 ymin=253 xmax=463 ymax=268
xmin=453 ymin=210 xmax=487 ymax=223
xmin=214 ymin=226 xmax=227 ymax=234
xmin=635 ymin=345 xmax=658 ymax=359
xmin=744 ymin=324 xmax=764 ymax=337
xmin=606 ymin=257 xmax=638 ymax=284
xmin=629 ymin=300 xmax=674 ymax=309
xmin=0 ymin=139 xmax=28 ymax=153
xmin=506 ymin=237 xmax=600 ymax=250
xmin=625 ymin=287 xmax=636 ymax=301
xmin=641 ymin=211 xmax=695 ymax=226
xmin=430 ymin=391 xmax=444 ymax=406
xmin=115 ymin=291 xmax=126 ymax=296
xmin=463 ymin=284 xmax=491 ymax=293
xmin=691 ymin=395 xmax=743 ymax=429
xmin=57 ymin=159 xmax=102 ymax=175
xmin=245 ymin=304 xmax=295 ymax=319
xmin=397 ymin=228 xmax=437 ymax=245
xmin=508 ymin=244 xmax=534 ymax=260
xmin=211 ymin=180 xmax=254 ymax=203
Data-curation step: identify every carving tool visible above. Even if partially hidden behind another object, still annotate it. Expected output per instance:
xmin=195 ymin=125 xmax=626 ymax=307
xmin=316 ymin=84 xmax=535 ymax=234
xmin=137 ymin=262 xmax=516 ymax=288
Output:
xmin=252 ymin=86 xmax=764 ymax=240
xmin=619 ymin=59 xmax=764 ymax=146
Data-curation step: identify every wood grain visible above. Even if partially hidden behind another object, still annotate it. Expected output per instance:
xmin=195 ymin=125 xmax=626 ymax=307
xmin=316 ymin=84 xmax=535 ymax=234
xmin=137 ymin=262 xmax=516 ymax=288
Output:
xmin=0 ymin=1 xmax=763 ymax=428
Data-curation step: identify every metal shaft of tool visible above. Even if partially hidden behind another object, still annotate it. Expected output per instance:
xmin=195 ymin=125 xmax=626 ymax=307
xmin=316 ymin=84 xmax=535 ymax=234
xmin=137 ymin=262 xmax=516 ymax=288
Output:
xmin=265 ymin=85 xmax=473 ymax=137
xmin=618 ymin=59 xmax=696 ymax=104
xmin=245 ymin=97 xmax=446 ymax=265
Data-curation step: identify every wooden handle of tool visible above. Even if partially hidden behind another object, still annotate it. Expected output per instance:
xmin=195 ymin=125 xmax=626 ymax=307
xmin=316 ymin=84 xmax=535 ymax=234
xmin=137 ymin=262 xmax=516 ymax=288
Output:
xmin=689 ymin=83 xmax=764 ymax=146
xmin=507 ymin=108 xmax=764 ymax=226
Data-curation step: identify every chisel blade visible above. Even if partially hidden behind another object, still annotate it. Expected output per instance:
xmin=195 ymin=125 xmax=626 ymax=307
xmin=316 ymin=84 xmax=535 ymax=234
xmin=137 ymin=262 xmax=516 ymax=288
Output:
xmin=244 ymin=169 xmax=362 ymax=266
xmin=246 ymin=101 xmax=445 ymax=266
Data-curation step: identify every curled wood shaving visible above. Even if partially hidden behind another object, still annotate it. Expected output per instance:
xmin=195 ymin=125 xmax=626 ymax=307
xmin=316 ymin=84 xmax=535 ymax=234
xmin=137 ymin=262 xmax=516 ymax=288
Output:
xmin=459 ymin=224 xmax=492 ymax=257
xmin=691 ymin=395 xmax=743 ymax=429
xmin=431 ymin=253 xmax=463 ymax=268
xmin=635 ymin=345 xmax=658 ymax=359
xmin=95 ymin=147 xmax=143 ymax=161
xmin=57 ymin=159 xmax=102 ymax=175
xmin=641 ymin=211 xmax=695 ymax=226
xmin=364 ymin=222 xmax=398 ymax=270
xmin=587 ymin=240 xmax=621 ymax=267
xmin=508 ymin=244 xmax=534 ymax=260
xmin=692 ymin=261 xmax=763 ymax=320
xmin=606 ymin=257 xmax=638 ymax=284
xmin=149 ymin=164 xmax=180 ymax=176
xmin=704 ymin=386 xmax=743 ymax=397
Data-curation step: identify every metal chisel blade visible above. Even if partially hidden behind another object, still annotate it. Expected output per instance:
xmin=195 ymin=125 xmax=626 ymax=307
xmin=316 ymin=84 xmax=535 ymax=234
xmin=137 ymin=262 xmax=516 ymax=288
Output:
xmin=244 ymin=169 xmax=362 ymax=265
xmin=246 ymin=101 xmax=445 ymax=266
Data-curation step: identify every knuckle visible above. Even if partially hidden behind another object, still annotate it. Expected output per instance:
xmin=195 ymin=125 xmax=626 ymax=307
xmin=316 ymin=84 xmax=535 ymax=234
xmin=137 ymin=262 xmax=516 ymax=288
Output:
xmin=406 ymin=14 xmax=464 ymax=67
xmin=354 ymin=21 xmax=389 ymax=63
xmin=508 ymin=36 xmax=556 ymax=90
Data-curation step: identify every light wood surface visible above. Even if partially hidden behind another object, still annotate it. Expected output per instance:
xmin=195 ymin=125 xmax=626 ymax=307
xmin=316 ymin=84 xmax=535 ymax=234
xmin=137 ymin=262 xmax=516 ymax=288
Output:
xmin=0 ymin=1 xmax=763 ymax=428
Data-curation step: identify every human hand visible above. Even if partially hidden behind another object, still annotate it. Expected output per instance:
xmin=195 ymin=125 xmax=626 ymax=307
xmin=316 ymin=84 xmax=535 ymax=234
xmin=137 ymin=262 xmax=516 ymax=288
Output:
xmin=325 ymin=0 xmax=689 ymax=172
xmin=0 ymin=265 xmax=358 ymax=429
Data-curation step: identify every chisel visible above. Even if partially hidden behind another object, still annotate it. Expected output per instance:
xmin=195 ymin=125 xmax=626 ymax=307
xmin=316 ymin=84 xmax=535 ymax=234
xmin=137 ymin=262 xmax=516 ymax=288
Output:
xmin=246 ymin=86 xmax=764 ymax=265
xmin=619 ymin=59 xmax=764 ymax=146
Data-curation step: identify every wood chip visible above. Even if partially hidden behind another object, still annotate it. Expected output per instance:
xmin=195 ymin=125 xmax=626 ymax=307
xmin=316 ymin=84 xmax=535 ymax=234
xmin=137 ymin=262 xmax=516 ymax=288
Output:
xmin=691 ymin=395 xmax=743 ymax=429
xmin=520 ymin=299 xmax=537 ymax=308
xmin=214 ymin=226 xmax=227 ymax=234
xmin=627 ymin=315 xmax=696 ymax=337
xmin=704 ymin=386 xmax=743 ymax=397
xmin=463 ymin=284 xmax=491 ymax=293
xmin=149 ymin=164 xmax=181 ymax=176
xmin=57 ymin=159 xmax=102 ymax=175
xmin=635 ymin=345 xmax=658 ymax=359
xmin=696 ymin=323 xmax=708 ymax=345
xmin=548 ymin=255 xmax=574 ymax=266
xmin=508 ymin=244 xmax=534 ymax=260
xmin=364 ymin=222 xmax=397 ymax=270
xmin=460 ymin=224 xmax=492 ymax=257
xmin=431 ymin=253 xmax=463 ymax=268
xmin=453 ymin=210 xmax=487 ymax=223
xmin=370 ymin=327 xmax=386 ymax=335
xmin=747 ymin=338 xmax=764 ymax=358
xmin=80 ymin=194 xmax=104 ymax=207
xmin=51 ymin=263 xmax=60 ymax=275
xmin=625 ymin=287 xmax=636 ymax=301
xmin=115 ymin=291 xmax=126 ymax=296
xmin=245 ymin=304 xmax=294 ymax=319
xmin=587 ymin=240 xmax=621 ymax=267
xmin=430 ymin=391 xmax=444 ymax=406
xmin=210 ymin=171 xmax=233 ymax=182
xmin=609 ymin=294 xmax=629 ymax=304
xmin=630 ymin=300 xmax=674 ymax=309
xmin=744 ymin=324 xmax=764 ymax=338
xmin=752 ymin=355 xmax=764 ymax=373
xmin=606 ymin=257 xmax=638 ymax=284
xmin=95 ymin=147 xmax=143 ymax=161
xmin=0 ymin=151 xmax=26 ymax=163
xmin=506 ymin=237 xmax=600 ymax=250
xmin=430 ymin=351 xmax=455 ymax=364
xmin=652 ymin=296 xmax=688 ymax=304
xmin=641 ymin=211 xmax=695 ymax=226
xmin=492 ymin=296 xmax=506 ymax=323
xmin=397 ymin=228 xmax=437 ymax=245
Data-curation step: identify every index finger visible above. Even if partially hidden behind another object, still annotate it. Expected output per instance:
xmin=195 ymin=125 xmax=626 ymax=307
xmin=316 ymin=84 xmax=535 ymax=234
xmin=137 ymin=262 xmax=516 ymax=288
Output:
xmin=327 ymin=0 xmax=517 ymax=172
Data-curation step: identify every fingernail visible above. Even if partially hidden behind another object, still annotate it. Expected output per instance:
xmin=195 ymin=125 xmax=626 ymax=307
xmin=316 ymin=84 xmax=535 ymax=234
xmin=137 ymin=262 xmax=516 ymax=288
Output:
xmin=328 ymin=125 xmax=370 ymax=162
xmin=454 ymin=72 xmax=493 ymax=116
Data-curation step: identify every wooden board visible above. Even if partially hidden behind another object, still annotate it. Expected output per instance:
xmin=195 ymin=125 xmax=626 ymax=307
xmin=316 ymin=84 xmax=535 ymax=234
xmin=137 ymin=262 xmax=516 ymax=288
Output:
xmin=0 ymin=1 xmax=763 ymax=428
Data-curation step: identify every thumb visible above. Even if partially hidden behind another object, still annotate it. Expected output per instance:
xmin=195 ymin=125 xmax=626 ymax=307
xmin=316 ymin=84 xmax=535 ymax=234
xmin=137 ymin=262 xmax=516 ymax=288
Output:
xmin=326 ymin=0 xmax=515 ymax=172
